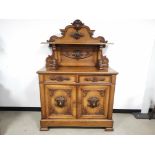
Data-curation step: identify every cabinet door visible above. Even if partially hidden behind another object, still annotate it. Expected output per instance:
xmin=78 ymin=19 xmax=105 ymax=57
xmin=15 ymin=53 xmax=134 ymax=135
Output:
xmin=78 ymin=86 xmax=110 ymax=119
xmin=45 ymin=85 xmax=76 ymax=119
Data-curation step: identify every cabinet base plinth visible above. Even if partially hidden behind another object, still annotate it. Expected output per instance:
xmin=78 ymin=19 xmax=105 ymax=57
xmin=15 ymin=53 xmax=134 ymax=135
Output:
xmin=40 ymin=127 xmax=49 ymax=131
xmin=104 ymin=127 xmax=114 ymax=131
xmin=40 ymin=119 xmax=113 ymax=130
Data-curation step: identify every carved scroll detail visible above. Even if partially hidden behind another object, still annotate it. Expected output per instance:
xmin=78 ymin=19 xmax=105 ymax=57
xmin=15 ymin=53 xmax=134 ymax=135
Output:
xmin=65 ymin=89 xmax=72 ymax=97
xmin=97 ymin=90 xmax=105 ymax=97
xmin=46 ymin=55 xmax=58 ymax=69
xmin=49 ymin=89 xmax=56 ymax=97
xmin=46 ymin=45 xmax=58 ymax=70
xmin=81 ymin=89 xmax=90 ymax=97
xmin=97 ymin=56 xmax=109 ymax=70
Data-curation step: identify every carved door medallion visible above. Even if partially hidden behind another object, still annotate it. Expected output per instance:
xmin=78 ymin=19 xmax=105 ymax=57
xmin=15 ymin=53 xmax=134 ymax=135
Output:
xmin=45 ymin=85 xmax=76 ymax=119
xmin=78 ymin=86 xmax=110 ymax=119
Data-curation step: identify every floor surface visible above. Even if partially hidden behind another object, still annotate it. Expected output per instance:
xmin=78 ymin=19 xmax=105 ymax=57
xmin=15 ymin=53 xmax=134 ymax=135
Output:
xmin=0 ymin=111 xmax=155 ymax=135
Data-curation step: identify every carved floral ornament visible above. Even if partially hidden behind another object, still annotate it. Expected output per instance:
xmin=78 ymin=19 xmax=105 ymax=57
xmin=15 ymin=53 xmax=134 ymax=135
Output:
xmin=62 ymin=50 xmax=92 ymax=60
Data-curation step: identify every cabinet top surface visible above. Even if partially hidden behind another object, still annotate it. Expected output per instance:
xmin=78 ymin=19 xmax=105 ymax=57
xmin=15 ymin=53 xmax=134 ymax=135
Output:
xmin=37 ymin=67 xmax=118 ymax=75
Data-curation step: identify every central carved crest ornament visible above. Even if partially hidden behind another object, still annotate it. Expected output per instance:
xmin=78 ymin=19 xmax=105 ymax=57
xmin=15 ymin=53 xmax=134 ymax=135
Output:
xmin=71 ymin=19 xmax=84 ymax=30
xmin=70 ymin=19 xmax=84 ymax=39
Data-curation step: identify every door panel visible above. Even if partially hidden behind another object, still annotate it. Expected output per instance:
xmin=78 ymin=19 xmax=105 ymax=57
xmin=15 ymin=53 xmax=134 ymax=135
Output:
xmin=78 ymin=86 xmax=110 ymax=119
xmin=45 ymin=85 xmax=76 ymax=119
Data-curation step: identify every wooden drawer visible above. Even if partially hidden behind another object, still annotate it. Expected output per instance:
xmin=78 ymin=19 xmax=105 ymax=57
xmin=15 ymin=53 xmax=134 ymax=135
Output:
xmin=45 ymin=74 xmax=76 ymax=83
xmin=79 ymin=75 xmax=111 ymax=83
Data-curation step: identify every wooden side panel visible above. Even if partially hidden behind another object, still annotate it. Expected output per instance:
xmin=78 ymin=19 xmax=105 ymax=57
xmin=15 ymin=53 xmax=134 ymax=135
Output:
xmin=78 ymin=85 xmax=110 ymax=119
xmin=108 ymin=75 xmax=116 ymax=119
xmin=45 ymin=85 xmax=76 ymax=119
xmin=39 ymin=75 xmax=47 ymax=119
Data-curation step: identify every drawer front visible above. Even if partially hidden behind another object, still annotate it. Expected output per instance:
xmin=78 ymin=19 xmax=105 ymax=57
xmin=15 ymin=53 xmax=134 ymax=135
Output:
xmin=45 ymin=85 xmax=76 ymax=119
xmin=78 ymin=85 xmax=110 ymax=119
xmin=79 ymin=75 xmax=111 ymax=83
xmin=45 ymin=74 xmax=76 ymax=83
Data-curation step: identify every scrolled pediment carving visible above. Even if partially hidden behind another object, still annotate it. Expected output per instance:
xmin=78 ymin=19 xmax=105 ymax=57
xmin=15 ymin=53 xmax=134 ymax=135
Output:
xmin=48 ymin=19 xmax=107 ymax=44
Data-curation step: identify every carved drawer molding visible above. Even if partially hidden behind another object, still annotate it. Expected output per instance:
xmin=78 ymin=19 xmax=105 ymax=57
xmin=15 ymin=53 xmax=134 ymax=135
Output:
xmin=79 ymin=75 xmax=111 ymax=83
xmin=45 ymin=75 xmax=76 ymax=83
xmin=49 ymin=76 xmax=70 ymax=81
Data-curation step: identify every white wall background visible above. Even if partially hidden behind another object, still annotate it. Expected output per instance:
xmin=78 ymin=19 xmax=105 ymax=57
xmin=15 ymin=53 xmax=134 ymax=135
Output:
xmin=0 ymin=19 xmax=155 ymax=110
